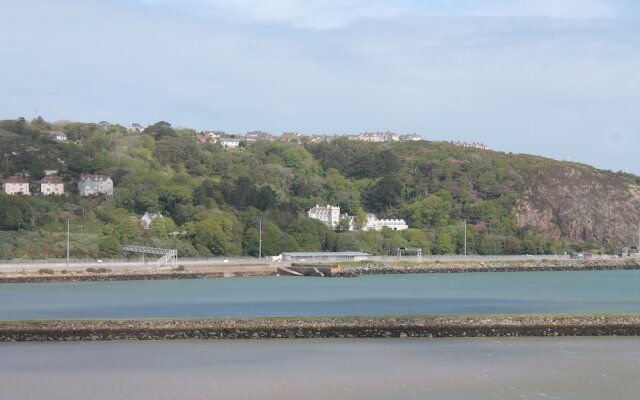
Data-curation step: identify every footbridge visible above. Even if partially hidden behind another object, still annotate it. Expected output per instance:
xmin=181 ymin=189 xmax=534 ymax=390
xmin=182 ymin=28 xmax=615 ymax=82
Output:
xmin=120 ymin=245 xmax=177 ymax=269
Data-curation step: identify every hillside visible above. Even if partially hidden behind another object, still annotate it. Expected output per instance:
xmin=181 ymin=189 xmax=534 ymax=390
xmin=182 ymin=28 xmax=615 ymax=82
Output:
xmin=1 ymin=117 xmax=639 ymax=260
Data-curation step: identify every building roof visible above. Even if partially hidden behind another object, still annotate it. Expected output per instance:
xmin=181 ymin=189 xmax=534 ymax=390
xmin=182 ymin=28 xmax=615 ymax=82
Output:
xmin=281 ymin=252 xmax=370 ymax=257
xmin=79 ymin=174 xmax=111 ymax=182
xmin=41 ymin=175 xmax=64 ymax=184
xmin=50 ymin=130 xmax=66 ymax=137
xmin=3 ymin=175 xmax=29 ymax=184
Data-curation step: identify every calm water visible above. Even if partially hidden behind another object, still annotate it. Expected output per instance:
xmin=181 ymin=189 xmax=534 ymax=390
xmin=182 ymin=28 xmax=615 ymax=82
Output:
xmin=1 ymin=270 xmax=640 ymax=319
xmin=2 ymin=338 xmax=639 ymax=400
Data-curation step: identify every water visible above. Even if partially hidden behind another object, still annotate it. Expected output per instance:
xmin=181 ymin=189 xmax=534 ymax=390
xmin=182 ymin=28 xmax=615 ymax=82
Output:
xmin=2 ymin=337 xmax=639 ymax=400
xmin=1 ymin=270 xmax=640 ymax=319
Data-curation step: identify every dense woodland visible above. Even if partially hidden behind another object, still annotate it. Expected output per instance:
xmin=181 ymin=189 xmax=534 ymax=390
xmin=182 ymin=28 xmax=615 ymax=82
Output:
xmin=0 ymin=117 xmax=631 ymax=260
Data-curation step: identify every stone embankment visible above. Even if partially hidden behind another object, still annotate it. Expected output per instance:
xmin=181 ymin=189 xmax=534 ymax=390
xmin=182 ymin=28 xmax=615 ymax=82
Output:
xmin=0 ymin=268 xmax=276 ymax=284
xmin=335 ymin=259 xmax=640 ymax=276
xmin=1 ymin=315 xmax=639 ymax=341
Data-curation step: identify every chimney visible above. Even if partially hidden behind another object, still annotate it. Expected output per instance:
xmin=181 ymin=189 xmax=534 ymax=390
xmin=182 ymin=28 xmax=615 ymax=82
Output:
xmin=80 ymin=173 xmax=84 ymax=181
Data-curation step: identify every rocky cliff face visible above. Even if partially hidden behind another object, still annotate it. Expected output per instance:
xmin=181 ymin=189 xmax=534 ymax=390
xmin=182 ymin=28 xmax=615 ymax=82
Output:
xmin=514 ymin=166 xmax=640 ymax=247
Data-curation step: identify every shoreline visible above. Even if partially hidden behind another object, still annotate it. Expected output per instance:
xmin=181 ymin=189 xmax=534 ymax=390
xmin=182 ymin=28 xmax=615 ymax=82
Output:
xmin=1 ymin=315 xmax=639 ymax=341
xmin=1 ymin=259 xmax=639 ymax=283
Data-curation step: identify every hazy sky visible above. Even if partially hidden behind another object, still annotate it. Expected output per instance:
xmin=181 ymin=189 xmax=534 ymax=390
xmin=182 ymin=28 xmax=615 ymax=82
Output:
xmin=1 ymin=0 xmax=639 ymax=173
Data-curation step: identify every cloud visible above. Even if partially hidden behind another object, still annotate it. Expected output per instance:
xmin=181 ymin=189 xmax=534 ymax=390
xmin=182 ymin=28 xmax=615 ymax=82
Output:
xmin=140 ymin=0 xmax=414 ymax=29
xmin=137 ymin=0 xmax=624 ymax=30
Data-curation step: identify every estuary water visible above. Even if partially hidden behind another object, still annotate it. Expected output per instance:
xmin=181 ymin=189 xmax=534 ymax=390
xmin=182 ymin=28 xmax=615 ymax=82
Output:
xmin=1 ymin=270 xmax=640 ymax=319
xmin=2 ymin=338 xmax=640 ymax=400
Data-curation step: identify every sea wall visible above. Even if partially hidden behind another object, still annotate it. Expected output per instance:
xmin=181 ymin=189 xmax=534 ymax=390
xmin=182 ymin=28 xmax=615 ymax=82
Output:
xmin=1 ymin=316 xmax=639 ymax=341
xmin=336 ymin=259 xmax=640 ymax=276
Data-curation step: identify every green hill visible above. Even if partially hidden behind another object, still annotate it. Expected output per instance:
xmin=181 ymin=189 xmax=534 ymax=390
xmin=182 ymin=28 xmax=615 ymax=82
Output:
xmin=1 ymin=117 xmax=638 ymax=260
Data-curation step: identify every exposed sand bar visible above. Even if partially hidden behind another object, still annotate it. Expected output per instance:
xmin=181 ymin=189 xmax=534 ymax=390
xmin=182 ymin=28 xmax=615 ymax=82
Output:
xmin=2 ymin=315 xmax=639 ymax=341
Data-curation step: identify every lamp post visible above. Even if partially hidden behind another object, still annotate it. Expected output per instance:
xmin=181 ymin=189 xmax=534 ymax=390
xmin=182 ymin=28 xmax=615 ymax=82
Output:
xmin=66 ymin=219 xmax=70 ymax=266
xmin=464 ymin=219 xmax=467 ymax=257
xmin=259 ymin=218 xmax=262 ymax=260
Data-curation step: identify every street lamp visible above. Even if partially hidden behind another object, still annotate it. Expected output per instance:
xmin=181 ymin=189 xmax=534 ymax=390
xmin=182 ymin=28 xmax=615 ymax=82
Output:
xmin=464 ymin=219 xmax=467 ymax=257
xmin=259 ymin=218 xmax=262 ymax=260
xmin=66 ymin=219 xmax=70 ymax=265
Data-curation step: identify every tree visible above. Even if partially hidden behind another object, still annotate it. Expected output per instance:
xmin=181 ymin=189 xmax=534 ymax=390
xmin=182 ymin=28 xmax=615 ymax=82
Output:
xmin=98 ymin=235 xmax=120 ymax=258
xmin=363 ymin=176 xmax=404 ymax=213
xmin=433 ymin=231 xmax=454 ymax=255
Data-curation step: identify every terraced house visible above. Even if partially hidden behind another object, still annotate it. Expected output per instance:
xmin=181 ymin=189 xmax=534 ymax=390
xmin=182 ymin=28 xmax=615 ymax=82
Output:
xmin=78 ymin=173 xmax=113 ymax=196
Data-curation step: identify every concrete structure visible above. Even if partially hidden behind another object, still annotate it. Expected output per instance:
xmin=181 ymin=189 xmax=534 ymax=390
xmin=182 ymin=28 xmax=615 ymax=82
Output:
xmin=40 ymin=175 xmax=64 ymax=195
xmin=49 ymin=131 xmax=67 ymax=142
xmin=2 ymin=175 xmax=30 ymax=195
xmin=308 ymin=204 xmax=342 ymax=228
xmin=78 ymin=173 xmax=113 ymax=196
xmin=280 ymin=251 xmax=370 ymax=262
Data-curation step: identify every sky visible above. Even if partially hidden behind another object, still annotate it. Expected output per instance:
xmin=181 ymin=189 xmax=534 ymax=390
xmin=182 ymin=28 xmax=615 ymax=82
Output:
xmin=1 ymin=0 xmax=639 ymax=173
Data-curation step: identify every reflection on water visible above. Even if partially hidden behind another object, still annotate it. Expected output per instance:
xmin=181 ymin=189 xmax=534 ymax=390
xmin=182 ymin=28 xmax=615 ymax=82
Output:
xmin=1 ymin=337 xmax=639 ymax=400
xmin=2 ymin=270 xmax=640 ymax=319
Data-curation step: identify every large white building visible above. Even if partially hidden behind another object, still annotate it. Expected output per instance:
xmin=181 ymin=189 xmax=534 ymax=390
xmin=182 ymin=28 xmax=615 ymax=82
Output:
xmin=307 ymin=204 xmax=342 ymax=228
xmin=363 ymin=214 xmax=408 ymax=231
xmin=307 ymin=204 xmax=408 ymax=231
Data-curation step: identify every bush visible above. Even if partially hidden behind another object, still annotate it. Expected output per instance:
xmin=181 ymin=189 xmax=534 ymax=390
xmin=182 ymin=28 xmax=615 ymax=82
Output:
xmin=86 ymin=267 xmax=111 ymax=273
xmin=38 ymin=268 xmax=55 ymax=274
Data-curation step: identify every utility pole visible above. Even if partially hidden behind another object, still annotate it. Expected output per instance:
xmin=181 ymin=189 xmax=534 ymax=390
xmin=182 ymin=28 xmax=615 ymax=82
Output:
xmin=66 ymin=219 xmax=70 ymax=266
xmin=464 ymin=219 xmax=467 ymax=257
xmin=259 ymin=218 xmax=262 ymax=260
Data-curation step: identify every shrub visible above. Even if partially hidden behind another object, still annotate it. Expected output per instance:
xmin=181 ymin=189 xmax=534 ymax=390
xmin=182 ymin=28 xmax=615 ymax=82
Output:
xmin=38 ymin=268 xmax=55 ymax=274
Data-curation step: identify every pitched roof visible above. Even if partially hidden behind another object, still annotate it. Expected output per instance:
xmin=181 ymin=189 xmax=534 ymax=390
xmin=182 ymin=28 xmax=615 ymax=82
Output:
xmin=3 ymin=175 xmax=29 ymax=184
xmin=80 ymin=174 xmax=111 ymax=182
xmin=41 ymin=175 xmax=64 ymax=184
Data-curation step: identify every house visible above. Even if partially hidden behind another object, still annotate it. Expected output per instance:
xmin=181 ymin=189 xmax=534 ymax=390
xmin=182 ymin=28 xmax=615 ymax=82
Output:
xmin=363 ymin=214 xmax=408 ymax=231
xmin=40 ymin=175 xmax=64 ymax=195
xmin=78 ymin=173 xmax=113 ymax=196
xmin=400 ymin=134 xmax=422 ymax=141
xmin=218 ymin=138 xmax=242 ymax=149
xmin=50 ymin=131 xmax=67 ymax=142
xmin=2 ymin=175 xmax=30 ymax=195
xmin=139 ymin=211 xmax=162 ymax=230
xmin=245 ymin=131 xmax=272 ymax=141
xmin=308 ymin=204 xmax=342 ymax=229
xmin=127 ymin=123 xmax=145 ymax=133
xmin=307 ymin=204 xmax=408 ymax=231
xmin=354 ymin=131 xmax=399 ymax=142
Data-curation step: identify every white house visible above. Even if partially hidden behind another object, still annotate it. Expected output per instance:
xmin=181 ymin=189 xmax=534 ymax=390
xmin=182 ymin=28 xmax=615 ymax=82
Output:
xmin=308 ymin=204 xmax=408 ymax=231
xmin=2 ymin=175 xmax=30 ymax=195
xmin=40 ymin=175 xmax=64 ymax=195
xmin=78 ymin=173 xmax=113 ymax=196
xmin=308 ymin=204 xmax=342 ymax=228
xmin=355 ymin=131 xmax=399 ymax=142
xmin=139 ymin=211 xmax=162 ymax=230
xmin=127 ymin=123 xmax=145 ymax=133
xmin=50 ymin=131 xmax=67 ymax=142
xmin=218 ymin=138 xmax=242 ymax=149
xmin=363 ymin=214 xmax=408 ymax=231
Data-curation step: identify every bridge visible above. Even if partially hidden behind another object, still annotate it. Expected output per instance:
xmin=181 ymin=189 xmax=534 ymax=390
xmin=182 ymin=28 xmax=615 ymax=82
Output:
xmin=120 ymin=245 xmax=177 ymax=269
